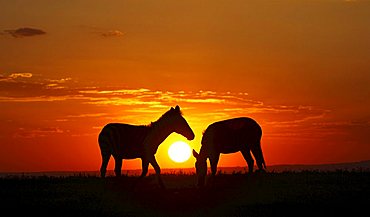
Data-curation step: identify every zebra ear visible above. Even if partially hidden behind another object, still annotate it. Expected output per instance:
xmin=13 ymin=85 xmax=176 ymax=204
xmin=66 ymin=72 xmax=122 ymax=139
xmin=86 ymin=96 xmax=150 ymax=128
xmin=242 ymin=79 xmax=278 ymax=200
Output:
xmin=175 ymin=105 xmax=180 ymax=111
xmin=192 ymin=149 xmax=199 ymax=159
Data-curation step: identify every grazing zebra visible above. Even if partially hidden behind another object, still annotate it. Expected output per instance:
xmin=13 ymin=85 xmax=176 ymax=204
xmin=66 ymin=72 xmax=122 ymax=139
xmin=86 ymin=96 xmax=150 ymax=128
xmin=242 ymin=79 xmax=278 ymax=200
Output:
xmin=193 ymin=117 xmax=266 ymax=187
xmin=98 ymin=105 xmax=195 ymax=187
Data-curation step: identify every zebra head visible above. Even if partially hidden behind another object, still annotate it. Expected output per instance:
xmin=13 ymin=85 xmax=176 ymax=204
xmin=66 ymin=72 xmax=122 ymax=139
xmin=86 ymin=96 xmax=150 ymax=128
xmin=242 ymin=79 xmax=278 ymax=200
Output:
xmin=192 ymin=149 xmax=207 ymax=187
xmin=169 ymin=105 xmax=195 ymax=141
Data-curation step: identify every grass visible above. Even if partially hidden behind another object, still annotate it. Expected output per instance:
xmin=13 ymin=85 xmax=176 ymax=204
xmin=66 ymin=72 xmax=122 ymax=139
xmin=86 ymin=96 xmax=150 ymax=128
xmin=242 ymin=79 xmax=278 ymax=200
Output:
xmin=1 ymin=171 xmax=369 ymax=217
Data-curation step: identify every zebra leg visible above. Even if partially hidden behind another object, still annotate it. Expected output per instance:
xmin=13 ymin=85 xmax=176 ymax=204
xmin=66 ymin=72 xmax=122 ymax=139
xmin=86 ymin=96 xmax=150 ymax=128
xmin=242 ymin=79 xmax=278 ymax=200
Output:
xmin=210 ymin=154 xmax=220 ymax=176
xmin=140 ymin=159 xmax=149 ymax=178
xmin=114 ymin=157 xmax=122 ymax=177
xmin=150 ymin=157 xmax=165 ymax=189
xmin=209 ymin=154 xmax=220 ymax=187
xmin=251 ymin=141 xmax=266 ymax=172
xmin=241 ymin=148 xmax=254 ymax=173
xmin=100 ymin=151 xmax=110 ymax=178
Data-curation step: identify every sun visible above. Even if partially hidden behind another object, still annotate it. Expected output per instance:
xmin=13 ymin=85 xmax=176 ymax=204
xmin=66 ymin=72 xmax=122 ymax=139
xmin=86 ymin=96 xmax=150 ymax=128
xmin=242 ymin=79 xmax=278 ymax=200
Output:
xmin=168 ymin=141 xmax=192 ymax=163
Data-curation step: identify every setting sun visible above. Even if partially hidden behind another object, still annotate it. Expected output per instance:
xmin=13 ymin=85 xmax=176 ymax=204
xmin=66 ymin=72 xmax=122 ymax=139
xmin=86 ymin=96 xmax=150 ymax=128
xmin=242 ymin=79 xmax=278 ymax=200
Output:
xmin=168 ymin=141 xmax=192 ymax=163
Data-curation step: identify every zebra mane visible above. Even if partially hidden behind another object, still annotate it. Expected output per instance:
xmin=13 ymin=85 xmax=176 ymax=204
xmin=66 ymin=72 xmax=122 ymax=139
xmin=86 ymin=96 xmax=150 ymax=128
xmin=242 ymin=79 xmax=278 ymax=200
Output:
xmin=148 ymin=107 xmax=183 ymax=127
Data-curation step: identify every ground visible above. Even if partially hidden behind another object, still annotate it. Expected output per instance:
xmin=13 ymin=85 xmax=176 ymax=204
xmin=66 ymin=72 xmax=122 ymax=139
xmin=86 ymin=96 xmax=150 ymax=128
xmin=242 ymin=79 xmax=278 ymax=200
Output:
xmin=1 ymin=171 xmax=369 ymax=217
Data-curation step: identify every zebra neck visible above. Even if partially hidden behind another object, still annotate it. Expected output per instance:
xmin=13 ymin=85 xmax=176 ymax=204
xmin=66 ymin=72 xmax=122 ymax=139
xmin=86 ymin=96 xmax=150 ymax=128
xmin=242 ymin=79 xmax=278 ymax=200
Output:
xmin=199 ymin=147 xmax=209 ymax=161
xmin=144 ymin=122 xmax=173 ymax=149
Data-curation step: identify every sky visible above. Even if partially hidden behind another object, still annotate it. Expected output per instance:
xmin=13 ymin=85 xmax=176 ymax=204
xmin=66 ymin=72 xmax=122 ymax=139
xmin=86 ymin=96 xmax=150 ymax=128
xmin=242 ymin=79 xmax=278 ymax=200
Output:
xmin=1 ymin=0 xmax=370 ymax=172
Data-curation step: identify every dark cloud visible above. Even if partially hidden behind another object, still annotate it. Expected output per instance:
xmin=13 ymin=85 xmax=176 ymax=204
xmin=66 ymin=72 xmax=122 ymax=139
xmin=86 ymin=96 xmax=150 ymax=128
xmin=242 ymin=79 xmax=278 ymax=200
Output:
xmin=4 ymin=27 xmax=46 ymax=38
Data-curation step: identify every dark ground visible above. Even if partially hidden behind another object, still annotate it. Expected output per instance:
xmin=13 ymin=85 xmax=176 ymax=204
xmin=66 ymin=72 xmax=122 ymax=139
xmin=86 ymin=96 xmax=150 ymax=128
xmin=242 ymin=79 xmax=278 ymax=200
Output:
xmin=1 ymin=171 xmax=369 ymax=217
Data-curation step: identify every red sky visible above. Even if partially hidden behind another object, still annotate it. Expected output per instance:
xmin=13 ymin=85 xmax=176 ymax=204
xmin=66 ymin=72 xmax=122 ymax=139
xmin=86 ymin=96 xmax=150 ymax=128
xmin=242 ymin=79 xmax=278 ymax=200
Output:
xmin=1 ymin=0 xmax=370 ymax=172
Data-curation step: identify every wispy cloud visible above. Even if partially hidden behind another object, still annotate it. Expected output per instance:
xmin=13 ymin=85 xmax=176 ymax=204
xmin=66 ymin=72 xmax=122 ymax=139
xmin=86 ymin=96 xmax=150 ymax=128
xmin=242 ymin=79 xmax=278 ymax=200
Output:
xmin=80 ymin=25 xmax=124 ymax=38
xmin=0 ymin=74 xmax=336 ymax=140
xmin=0 ymin=73 xmax=33 ymax=81
xmin=46 ymin=77 xmax=72 ymax=84
xmin=0 ymin=75 xmax=327 ymax=122
xmin=101 ymin=30 xmax=124 ymax=37
xmin=66 ymin=113 xmax=108 ymax=118
xmin=0 ymin=95 xmax=87 ymax=103
xmin=79 ymin=88 xmax=149 ymax=95
xmin=0 ymin=73 xmax=75 ymax=98
xmin=14 ymin=127 xmax=64 ymax=138
xmin=8 ymin=73 xmax=33 ymax=79
xmin=3 ymin=27 xmax=46 ymax=38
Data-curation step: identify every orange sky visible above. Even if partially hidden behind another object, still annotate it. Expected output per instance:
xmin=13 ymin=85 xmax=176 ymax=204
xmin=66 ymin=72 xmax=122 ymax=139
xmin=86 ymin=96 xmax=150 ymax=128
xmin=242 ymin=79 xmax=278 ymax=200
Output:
xmin=1 ymin=0 xmax=370 ymax=172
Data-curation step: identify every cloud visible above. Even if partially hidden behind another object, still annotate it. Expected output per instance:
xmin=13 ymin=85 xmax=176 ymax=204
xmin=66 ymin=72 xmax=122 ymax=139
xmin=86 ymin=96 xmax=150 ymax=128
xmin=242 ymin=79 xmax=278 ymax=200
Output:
xmin=0 ymin=74 xmax=330 ymax=132
xmin=79 ymin=88 xmax=149 ymax=95
xmin=178 ymin=98 xmax=225 ymax=104
xmin=4 ymin=74 xmax=362 ymax=149
xmin=47 ymin=78 xmax=72 ymax=84
xmin=3 ymin=27 xmax=46 ymax=38
xmin=0 ymin=95 xmax=87 ymax=103
xmin=80 ymin=25 xmax=124 ymax=38
xmin=101 ymin=30 xmax=124 ymax=37
xmin=66 ymin=113 xmax=108 ymax=118
xmin=14 ymin=127 xmax=64 ymax=138
xmin=0 ymin=73 xmax=33 ymax=81
xmin=0 ymin=75 xmax=8 ymax=81
xmin=0 ymin=76 xmax=326 ymax=123
xmin=9 ymin=73 xmax=33 ymax=79
xmin=0 ymin=73 xmax=76 ymax=98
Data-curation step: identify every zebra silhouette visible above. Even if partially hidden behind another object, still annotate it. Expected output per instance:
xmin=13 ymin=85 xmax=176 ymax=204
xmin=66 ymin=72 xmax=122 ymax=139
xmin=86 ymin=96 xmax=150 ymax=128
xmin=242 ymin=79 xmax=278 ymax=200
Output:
xmin=193 ymin=117 xmax=266 ymax=187
xmin=98 ymin=105 xmax=194 ymax=187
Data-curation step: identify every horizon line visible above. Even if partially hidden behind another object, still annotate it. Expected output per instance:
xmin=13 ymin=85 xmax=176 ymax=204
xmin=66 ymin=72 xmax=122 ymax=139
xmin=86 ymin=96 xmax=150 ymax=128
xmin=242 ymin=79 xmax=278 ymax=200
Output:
xmin=1 ymin=159 xmax=370 ymax=174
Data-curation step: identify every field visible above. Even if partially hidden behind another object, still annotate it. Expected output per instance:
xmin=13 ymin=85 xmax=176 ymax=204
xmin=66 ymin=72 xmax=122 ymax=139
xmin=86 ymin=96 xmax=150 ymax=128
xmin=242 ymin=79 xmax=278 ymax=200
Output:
xmin=1 ymin=171 xmax=370 ymax=217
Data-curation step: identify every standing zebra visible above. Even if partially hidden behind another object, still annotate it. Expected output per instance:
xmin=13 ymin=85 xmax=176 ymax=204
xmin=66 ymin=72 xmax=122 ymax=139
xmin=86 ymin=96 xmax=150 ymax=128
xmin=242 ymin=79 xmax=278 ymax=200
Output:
xmin=98 ymin=105 xmax=194 ymax=187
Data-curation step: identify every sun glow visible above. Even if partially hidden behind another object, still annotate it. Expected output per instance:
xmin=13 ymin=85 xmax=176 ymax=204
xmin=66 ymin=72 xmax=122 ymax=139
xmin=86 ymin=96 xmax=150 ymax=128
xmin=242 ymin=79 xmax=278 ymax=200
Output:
xmin=168 ymin=141 xmax=192 ymax=163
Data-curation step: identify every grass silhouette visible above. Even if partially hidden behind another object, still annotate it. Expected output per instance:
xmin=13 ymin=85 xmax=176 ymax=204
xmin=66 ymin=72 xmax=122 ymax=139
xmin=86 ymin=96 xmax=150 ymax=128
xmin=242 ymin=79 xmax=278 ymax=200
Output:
xmin=1 ymin=171 xmax=369 ymax=217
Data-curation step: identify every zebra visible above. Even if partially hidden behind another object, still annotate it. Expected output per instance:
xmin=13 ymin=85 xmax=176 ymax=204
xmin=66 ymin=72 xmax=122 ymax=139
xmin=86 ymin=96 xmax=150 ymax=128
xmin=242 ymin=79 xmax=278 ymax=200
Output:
xmin=193 ymin=117 xmax=266 ymax=187
xmin=98 ymin=105 xmax=195 ymax=188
